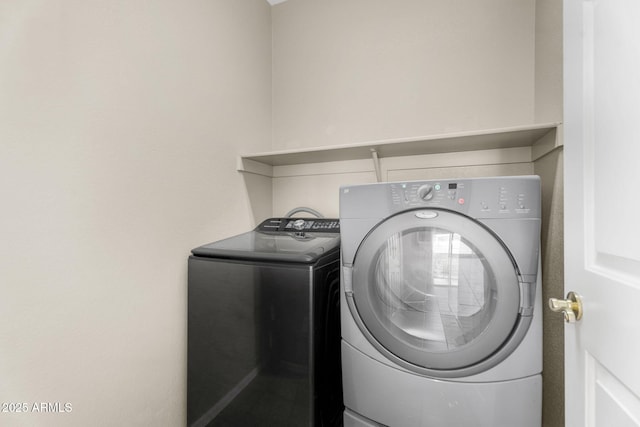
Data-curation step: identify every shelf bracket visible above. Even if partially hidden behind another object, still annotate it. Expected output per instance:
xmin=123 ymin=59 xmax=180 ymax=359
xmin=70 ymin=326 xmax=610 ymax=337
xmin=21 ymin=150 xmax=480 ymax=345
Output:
xmin=370 ymin=148 xmax=382 ymax=182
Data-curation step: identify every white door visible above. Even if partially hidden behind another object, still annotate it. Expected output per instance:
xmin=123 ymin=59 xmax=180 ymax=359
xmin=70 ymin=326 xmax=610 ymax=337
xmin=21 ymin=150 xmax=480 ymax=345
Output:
xmin=563 ymin=0 xmax=640 ymax=425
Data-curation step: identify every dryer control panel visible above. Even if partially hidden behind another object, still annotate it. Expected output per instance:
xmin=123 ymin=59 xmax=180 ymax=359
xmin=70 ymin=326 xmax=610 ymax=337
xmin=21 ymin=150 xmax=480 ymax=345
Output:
xmin=386 ymin=177 xmax=540 ymax=219
xmin=391 ymin=181 xmax=470 ymax=209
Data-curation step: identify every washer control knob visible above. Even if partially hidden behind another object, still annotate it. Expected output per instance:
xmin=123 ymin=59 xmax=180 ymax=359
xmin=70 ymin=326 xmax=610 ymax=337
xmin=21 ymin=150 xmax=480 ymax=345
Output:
xmin=292 ymin=219 xmax=306 ymax=231
xmin=418 ymin=184 xmax=435 ymax=201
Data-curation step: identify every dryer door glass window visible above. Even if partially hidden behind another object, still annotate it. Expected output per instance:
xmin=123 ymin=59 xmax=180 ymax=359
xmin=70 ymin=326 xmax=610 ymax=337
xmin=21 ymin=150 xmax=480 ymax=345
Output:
xmin=374 ymin=228 xmax=493 ymax=349
xmin=351 ymin=209 xmax=521 ymax=371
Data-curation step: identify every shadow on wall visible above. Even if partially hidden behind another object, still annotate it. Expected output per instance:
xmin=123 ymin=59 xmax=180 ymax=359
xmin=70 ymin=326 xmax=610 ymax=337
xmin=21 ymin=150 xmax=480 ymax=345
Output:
xmin=534 ymin=148 xmax=565 ymax=427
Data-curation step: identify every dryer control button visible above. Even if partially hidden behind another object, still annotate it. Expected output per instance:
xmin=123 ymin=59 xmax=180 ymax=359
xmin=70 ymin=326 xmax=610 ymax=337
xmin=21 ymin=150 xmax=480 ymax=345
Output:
xmin=417 ymin=184 xmax=434 ymax=201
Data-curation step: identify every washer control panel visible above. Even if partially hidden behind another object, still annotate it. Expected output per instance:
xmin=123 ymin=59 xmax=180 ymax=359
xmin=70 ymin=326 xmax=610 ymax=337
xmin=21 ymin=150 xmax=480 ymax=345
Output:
xmin=257 ymin=218 xmax=340 ymax=233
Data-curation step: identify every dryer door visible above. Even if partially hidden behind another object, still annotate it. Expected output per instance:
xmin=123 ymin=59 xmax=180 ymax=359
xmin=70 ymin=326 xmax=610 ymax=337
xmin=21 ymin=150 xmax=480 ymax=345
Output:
xmin=349 ymin=208 xmax=528 ymax=377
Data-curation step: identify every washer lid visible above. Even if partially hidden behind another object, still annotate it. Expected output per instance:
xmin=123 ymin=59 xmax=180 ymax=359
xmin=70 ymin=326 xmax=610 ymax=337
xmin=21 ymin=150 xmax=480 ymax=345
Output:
xmin=192 ymin=230 xmax=340 ymax=263
xmin=350 ymin=208 xmax=523 ymax=374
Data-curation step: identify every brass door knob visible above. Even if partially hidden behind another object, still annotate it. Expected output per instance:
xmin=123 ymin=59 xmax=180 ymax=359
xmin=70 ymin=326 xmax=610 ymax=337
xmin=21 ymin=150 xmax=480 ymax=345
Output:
xmin=549 ymin=291 xmax=583 ymax=323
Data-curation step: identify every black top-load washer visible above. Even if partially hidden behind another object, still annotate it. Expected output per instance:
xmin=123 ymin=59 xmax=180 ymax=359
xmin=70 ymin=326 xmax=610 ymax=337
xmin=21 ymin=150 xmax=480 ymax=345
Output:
xmin=187 ymin=218 xmax=343 ymax=427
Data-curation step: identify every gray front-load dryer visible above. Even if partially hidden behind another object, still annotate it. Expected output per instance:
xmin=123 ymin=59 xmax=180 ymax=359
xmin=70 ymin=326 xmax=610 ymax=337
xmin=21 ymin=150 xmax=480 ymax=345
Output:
xmin=188 ymin=218 xmax=343 ymax=427
xmin=339 ymin=176 xmax=542 ymax=427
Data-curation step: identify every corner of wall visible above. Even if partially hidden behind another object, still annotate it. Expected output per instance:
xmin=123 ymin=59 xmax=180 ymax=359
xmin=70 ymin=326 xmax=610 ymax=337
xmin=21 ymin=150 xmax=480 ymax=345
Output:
xmin=534 ymin=147 xmax=565 ymax=427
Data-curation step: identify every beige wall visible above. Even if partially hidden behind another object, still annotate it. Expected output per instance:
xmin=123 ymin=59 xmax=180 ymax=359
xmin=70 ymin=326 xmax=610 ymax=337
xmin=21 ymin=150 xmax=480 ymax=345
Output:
xmin=272 ymin=0 xmax=536 ymax=150
xmin=534 ymin=1 xmax=564 ymax=425
xmin=0 ymin=1 xmax=271 ymax=426
xmin=535 ymin=0 xmax=563 ymax=124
